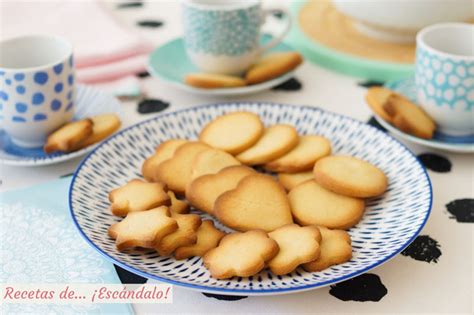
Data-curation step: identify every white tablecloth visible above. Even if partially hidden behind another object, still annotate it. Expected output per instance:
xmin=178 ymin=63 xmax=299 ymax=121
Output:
xmin=1 ymin=1 xmax=472 ymax=314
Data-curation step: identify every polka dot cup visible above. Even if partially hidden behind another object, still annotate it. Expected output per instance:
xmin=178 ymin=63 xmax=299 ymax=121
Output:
xmin=415 ymin=23 xmax=474 ymax=137
xmin=182 ymin=0 xmax=291 ymax=75
xmin=0 ymin=35 xmax=75 ymax=148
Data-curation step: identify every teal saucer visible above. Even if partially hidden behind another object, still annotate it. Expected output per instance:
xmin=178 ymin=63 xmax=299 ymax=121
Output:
xmin=148 ymin=35 xmax=298 ymax=96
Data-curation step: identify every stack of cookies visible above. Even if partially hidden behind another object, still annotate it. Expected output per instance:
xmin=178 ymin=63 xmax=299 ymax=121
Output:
xmin=107 ymin=111 xmax=388 ymax=279
xmin=185 ymin=52 xmax=303 ymax=89
xmin=44 ymin=114 xmax=121 ymax=154
xmin=365 ymin=87 xmax=436 ymax=139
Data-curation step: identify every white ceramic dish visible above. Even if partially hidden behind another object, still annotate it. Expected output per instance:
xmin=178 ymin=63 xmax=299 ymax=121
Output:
xmin=70 ymin=102 xmax=432 ymax=295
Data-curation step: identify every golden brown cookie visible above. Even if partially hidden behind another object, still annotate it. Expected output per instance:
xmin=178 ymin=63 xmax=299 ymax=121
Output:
xmin=268 ymin=224 xmax=321 ymax=275
xmin=288 ymin=180 xmax=365 ymax=229
xmin=199 ymin=111 xmax=264 ymax=154
xmin=365 ymin=87 xmax=394 ymax=122
xmin=245 ymin=52 xmax=303 ymax=85
xmin=186 ymin=165 xmax=256 ymax=215
xmin=155 ymin=142 xmax=210 ymax=194
xmin=214 ymin=174 xmax=293 ymax=232
xmin=155 ymin=213 xmax=202 ymax=256
xmin=167 ymin=191 xmax=189 ymax=214
xmin=190 ymin=148 xmax=241 ymax=181
xmin=142 ymin=139 xmax=188 ymax=182
xmin=313 ymin=155 xmax=388 ymax=198
xmin=76 ymin=114 xmax=121 ymax=149
xmin=108 ymin=206 xmax=178 ymax=251
xmin=236 ymin=124 xmax=299 ymax=165
xmin=303 ymin=226 xmax=352 ymax=272
xmin=185 ymin=73 xmax=246 ymax=89
xmin=175 ymin=220 xmax=226 ymax=260
xmin=203 ymin=230 xmax=279 ymax=279
xmin=278 ymin=171 xmax=314 ymax=191
xmin=44 ymin=119 xmax=93 ymax=154
xmin=264 ymin=135 xmax=331 ymax=172
xmin=109 ymin=179 xmax=170 ymax=216
xmin=383 ymin=94 xmax=436 ymax=139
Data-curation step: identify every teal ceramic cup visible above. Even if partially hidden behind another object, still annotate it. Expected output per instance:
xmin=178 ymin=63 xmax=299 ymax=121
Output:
xmin=182 ymin=0 xmax=291 ymax=75
xmin=415 ymin=23 xmax=474 ymax=137
xmin=0 ymin=35 xmax=75 ymax=148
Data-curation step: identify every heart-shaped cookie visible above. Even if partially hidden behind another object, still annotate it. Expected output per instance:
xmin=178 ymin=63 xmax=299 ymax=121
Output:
xmin=214 ymin=174 xmax=293 ymax=232
xmin=186 ymin=165 xmax=256 ymax=215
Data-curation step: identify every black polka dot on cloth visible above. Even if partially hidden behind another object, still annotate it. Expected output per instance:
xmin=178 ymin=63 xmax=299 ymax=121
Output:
xmin=138 ymin=99 xmax=170 ymax=114
xmin=401 ymin=235 xmax=441 ymax=263
xmin=446 ymin=199 xmax=474 ymax=223
xmin=116 ymin=1 xmax=143 ymax=9
xmin=357 ymin=80 xmax=385 ymax=88
xmin=137 ymin=20 xmax=164 ymax=28
xmin=271 ymin=78 xmax=302 ymax=91
xmin=202 ymin=293 xmax=248 ymax=301
xmin=114 ymin=265 xmax=147 ymax=284
xmin=417 ymin=153 xmax=452 ymax=173
xmin=136 ymin=71 xmax=150 ymax=78
xmin=367 ymin=116 xmax=387 ymax=133
xmin=272 ymin=11 xmax=284 ymax=19
xmin=329 ymin=273 xmax=387 ymax=302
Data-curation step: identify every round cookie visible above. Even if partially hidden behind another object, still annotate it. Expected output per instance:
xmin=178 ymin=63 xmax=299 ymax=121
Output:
xmin=199 ymin=112 xmax=264 ymax=155
xmin=365 ymin=87 xmax=394 ymax=122
xmin=313 ymin=155 xmax=388 ymax=198
xmin=245 ymin=52 xmax=303 ymax=85
xmin=44 ymin=119 xmax=93 ymax=154
xmin=76 ymin=114 xmax=121 ymax=149
xmin=190 ymin=148 xmax=241 ymax=181
xmin=236 ymin=124 xmax=299 ymax=165
xmin=155 ymin=142 xmax=211 ymax=194
xmin=278 ymin=171 xmax=314 ymax=191
xmin=288 ymin=180 xmax=365 ymax=229
xmin=142 ymin=139 xmax=188 ymax=182
xmin=383 ymin=94 xmax=436 ymax=139
xmin=185 ymin=73 xmax=246 ymax=89
xmin=265 ymin=135 xmax=331 ymax=173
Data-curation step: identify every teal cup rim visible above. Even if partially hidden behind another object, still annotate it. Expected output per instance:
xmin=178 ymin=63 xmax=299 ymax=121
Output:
xmin=416 ymin=23 xmax=474 ymax=60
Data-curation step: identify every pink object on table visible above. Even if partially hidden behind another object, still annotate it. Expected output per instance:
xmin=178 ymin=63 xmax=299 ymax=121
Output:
xmin=1 ymin=0 xmax=152 ymax=88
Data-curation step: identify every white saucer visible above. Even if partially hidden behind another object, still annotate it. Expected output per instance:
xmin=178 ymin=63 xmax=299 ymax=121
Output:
xmin=0 ymin=85 xmax=123 ymax=166
xmin=383 ymin=77 xmax=473 ymax=154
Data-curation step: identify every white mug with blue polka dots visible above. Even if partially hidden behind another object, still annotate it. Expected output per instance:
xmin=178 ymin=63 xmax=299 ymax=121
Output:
xmin=0 ymin=35 xmax=75 ymax=148
xmin=182 ymin=0 xmax=291 ymax=75
xmin=415 ymin=23 xmax=474 ymax=137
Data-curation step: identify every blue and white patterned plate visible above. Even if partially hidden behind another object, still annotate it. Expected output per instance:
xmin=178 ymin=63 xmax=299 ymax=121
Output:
xmin=148 ymin=36 xmax=297 ymax=96
xmin=69 ymin=102 xmax=432 ymax=296
xmin=381 ymin=77 xmax=474 ymax=154
xmin=0 ymin=85 xmax=122 ymax=166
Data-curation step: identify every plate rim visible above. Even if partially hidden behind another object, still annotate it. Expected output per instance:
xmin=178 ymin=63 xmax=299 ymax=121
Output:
xmin=69 ymin=102 xmax=433 ymax=295
xmin=147 ymin=37 xmax=297 ymax=96
xmin=0 ymin=85 xmax=122 ymax=166
xmin=374 ymin=114 xmax=474 ymax=154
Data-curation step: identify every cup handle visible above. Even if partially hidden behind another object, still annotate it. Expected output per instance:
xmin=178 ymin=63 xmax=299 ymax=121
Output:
xmin=258 ymin=8 xmax=292 ymax=55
